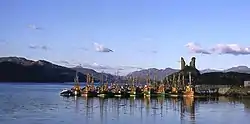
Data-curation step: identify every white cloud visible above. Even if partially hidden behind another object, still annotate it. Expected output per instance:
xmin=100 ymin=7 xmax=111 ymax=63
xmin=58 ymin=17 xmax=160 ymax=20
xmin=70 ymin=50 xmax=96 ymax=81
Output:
xmin=52 ymin=60 xmax=144 ymax=75
xmin=79 ymin=63 xmax=143 ymax=72
xmin=185 ymin=42 xmax=250 ymax=56
xmin=53 ymin=60 xmax=76 ymax=67
xmin=185 ymin=42 xmax=211 ymax=54
xmin=28 ymin=24 xmax=42 ymax=30
xmin=119 ymin=65 xmax=144 ymax=70
xmin=211 ymin=44 xmax=250 ymax=55
xmin=94 ymin=43 xmax=113 ymax=52
xmin=81 ymin=63 xmax=114 ymax=70
xmin=28 ymin=44 xmax=49 ymax=50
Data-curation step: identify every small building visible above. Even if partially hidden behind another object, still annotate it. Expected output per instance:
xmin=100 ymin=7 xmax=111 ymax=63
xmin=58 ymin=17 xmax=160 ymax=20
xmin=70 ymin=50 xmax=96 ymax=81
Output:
xmin=244 ymin=81 xmax=250 ymax=87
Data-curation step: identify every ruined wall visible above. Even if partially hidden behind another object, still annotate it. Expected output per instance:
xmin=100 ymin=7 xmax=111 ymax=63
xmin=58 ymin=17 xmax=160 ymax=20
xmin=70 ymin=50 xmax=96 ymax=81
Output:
xmin=181 ymin=57 xmax=186 ymax=70
xmin=190 ymin=57 xmax=196 ymax=68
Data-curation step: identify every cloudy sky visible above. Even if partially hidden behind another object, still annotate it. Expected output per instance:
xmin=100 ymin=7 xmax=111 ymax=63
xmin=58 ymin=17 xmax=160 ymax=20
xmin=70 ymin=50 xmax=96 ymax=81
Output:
xmin=1 ymin=0 xmax=250 ymax=75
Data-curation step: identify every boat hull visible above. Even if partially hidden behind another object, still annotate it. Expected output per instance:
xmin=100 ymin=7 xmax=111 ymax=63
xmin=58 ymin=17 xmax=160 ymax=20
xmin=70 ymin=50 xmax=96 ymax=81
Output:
xmin=72 ymin=90 xmax=81 ymax=97
xmin=151 ymin=92 xmax=165 ymax=97
xmin=97 ymin=91 xmax=114 ymax=98
xmin=182 ymin=91 xmax=194 ymax=97
xmin=114 ymin=93 xmax=122 ymax=97
xmin=60 ymin=90 xmax=74 ymax=97
xmin=129 ymin=93 xmax=136 ymax=97
xmin=82 ymin=91 xmax=98 ymax=97
xmin=166 ymin=92 xmax=180 ymax=98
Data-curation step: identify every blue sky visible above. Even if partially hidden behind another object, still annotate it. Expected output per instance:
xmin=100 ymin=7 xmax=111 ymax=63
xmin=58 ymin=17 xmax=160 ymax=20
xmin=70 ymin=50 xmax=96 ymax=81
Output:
xmin=1 ymin=0 xmax=250 ymax=75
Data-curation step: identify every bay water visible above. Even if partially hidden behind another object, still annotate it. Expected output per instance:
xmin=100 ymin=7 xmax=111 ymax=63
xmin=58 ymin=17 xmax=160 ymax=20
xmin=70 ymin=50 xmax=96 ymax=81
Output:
xmin=0 ymin=83 xmax=249 ymax=124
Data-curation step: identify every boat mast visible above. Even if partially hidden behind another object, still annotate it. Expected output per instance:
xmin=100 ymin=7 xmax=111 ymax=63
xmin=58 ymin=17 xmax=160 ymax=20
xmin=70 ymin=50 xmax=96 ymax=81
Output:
xmin=74 ymin=71 xmax=79 ymax=87
xmin=166 ymin=75 xmax=169 ymax=88
xmin=91 ymin=74 xmax=94 ymax=86
xmin=132 ymin=77 xmax=135 ymax=90
xmin=101 ymin=71 xmax=104 ymax=85
xmin=172 ymin=74 xmax=176 ymax=87
xmin=177 ymin=73 xmax=181 ymax=89
xmin=135 ymin=76 xmax=137 ymax=87
xmin=75 ymin=71 xmax=79 ymax=83
xmin=153 ymin=74 xmax=156 ymax=88
xmin=86 ymin=73 xmax=89 ymax=86
xmin=147 ymin=73 xmax=150 ymax=86
xmin=182 ymin=74 xmax=185 ymax=89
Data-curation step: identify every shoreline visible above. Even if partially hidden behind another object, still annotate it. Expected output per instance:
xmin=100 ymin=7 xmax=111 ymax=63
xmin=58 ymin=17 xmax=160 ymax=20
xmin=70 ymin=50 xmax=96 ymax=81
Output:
xmin=1 ymin=82 xmax=250 ymax=98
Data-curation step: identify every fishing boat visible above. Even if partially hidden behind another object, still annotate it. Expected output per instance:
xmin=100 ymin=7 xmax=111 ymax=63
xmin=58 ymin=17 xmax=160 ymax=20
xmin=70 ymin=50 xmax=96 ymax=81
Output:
xmin=97 ymin=72 xmax=112 ymax=98
xmin=152 ymin=81 xmax=165 ymax=97
xmin=82 ymin=74 xmax=97 ymax=97
xmin=111 ymin=71 xmax=123 ymax=97
xmin=128 ymin=77 xmax=136 ymax=97
xmin=182 ymin=72 xmax=194 ymax=97
xmin=168 ymin=74 xmax=179 ymax=97
xmin=164 ymin=76 xmax=171 ymax=93
xmin=60 ymin=89 xmax=73 ymax=96
xmin=112 ymin=83 xmax=122 ymax=97
xmin=151 ymin=74 xmax=165 ymax=97
xmin=71 ymin=72 xmax=81 ymax=96
xmin=89 ymin=74 xmax=98 ymax=97
xmin=143 ymin=74 xmax=151 ymax=97
xmin=82 ymin=74 xmax=90 ymax=97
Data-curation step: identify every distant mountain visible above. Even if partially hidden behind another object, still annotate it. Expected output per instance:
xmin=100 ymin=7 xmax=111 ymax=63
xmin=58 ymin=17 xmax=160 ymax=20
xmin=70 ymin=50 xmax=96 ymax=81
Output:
xmin=127 ymin=66 xmax=250 ymax=81
xmin=0 ymin=57 xmax=86 ymax=82
xmin=71 ymin=66 xmax=117 ymax=82
xmin=200 ymin=69 xmax=220 ymax=74
xmin=196 ymin=72 xmax=250 ymax=85
xmin=200 ymin=66 xmax=250 ymax=74
xmin=126 ymin=68 xmax=179 ymax=81
xmin=224 ymin=66 xmax=250 ymax=73
xmin=2 ymin=56 xmax=250 ymax=84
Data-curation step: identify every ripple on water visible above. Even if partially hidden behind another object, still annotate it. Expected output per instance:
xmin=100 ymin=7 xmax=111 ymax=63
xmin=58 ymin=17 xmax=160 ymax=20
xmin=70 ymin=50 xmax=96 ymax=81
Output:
xmin=1 ymin=84 xmax=250 ymax=124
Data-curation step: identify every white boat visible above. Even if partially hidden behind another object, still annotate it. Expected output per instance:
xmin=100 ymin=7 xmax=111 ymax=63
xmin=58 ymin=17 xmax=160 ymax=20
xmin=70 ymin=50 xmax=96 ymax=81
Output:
xmin=60 ymin=89 xmax=73 ymax=96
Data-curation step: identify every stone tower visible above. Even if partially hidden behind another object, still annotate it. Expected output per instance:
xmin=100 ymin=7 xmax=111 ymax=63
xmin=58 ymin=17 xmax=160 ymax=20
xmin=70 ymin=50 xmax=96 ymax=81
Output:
xmin=189 ymin=57 xmax=196 ymax=68
xmin=180 ymin=57 xmax=185 ymax=70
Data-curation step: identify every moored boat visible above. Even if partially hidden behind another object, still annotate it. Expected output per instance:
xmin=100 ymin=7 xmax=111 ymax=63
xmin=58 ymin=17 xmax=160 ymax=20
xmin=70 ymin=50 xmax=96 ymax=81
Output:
xmin=128 ymin=77 xmax=136 ymax=97
xmin=151 ymin=79 xmax=165 ymax=97
xmin=168 ymin=74 xmax=179 ymax=97
xmin=71 ymin=71 xmax=81 ymax=96
xmin=182 ymin=85 xmax=194 ymax=97
xmin=112 ymin=84 xmax=122 ymax=97
xmin=143 ymin=74 xmax=151 ymax=97
xmin=97 ymin=73 xmax=111 ymax=98
xmin=60 ymin=89 xmax=73 ymax=96
xmin=168 ymin=87 xmax=179 ymax=97
xmin=82 ymin=74 xmax=98 ymax=97
xmin=182 ymin=72 xmax=194 ymax=97
xmin=143 ymin=85 xmax=151 ymax=97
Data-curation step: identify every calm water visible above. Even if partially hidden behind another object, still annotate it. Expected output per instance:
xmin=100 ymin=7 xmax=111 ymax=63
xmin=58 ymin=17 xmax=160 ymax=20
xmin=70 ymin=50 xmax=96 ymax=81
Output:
xmin=0 ymin=83 xmax=250 ymax=124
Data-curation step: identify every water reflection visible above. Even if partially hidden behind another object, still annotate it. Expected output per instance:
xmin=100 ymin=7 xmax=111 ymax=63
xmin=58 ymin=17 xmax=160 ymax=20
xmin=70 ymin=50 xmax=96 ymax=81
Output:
xmin=180 ymin=97 xmax=195 ymax=123
xmin=67 ymin=96 xmax=250 ymax=124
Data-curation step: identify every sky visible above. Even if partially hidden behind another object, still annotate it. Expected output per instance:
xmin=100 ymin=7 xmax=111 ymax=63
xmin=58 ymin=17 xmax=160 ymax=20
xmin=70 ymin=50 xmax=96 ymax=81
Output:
xmin=1 ymin=0 xmax=250 ymax=75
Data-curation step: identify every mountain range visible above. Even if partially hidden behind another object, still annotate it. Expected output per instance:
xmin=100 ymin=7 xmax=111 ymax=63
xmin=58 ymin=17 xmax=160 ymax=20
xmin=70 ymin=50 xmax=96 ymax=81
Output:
xmin=0 ymin=57 xmax=86 ymax=82
xmin=127 ymin=66 xmax=250 ymax=80
xmin=0 ymin=57 xmax=122 ymax=82
xmin=1 ymin=56 xmax=250 ymax=82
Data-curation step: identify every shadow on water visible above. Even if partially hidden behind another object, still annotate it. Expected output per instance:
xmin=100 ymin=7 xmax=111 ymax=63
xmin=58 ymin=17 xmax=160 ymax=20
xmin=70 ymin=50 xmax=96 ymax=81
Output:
xmin=55 ymin=95 xmax=250 ymax=124
xmin=2 ymin=84 xmax=250 ymax=124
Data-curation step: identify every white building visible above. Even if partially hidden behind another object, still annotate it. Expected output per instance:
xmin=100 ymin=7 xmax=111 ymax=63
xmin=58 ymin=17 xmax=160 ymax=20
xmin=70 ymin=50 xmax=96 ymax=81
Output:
xmin=244 ymin=81 xmax=250 ymax=87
